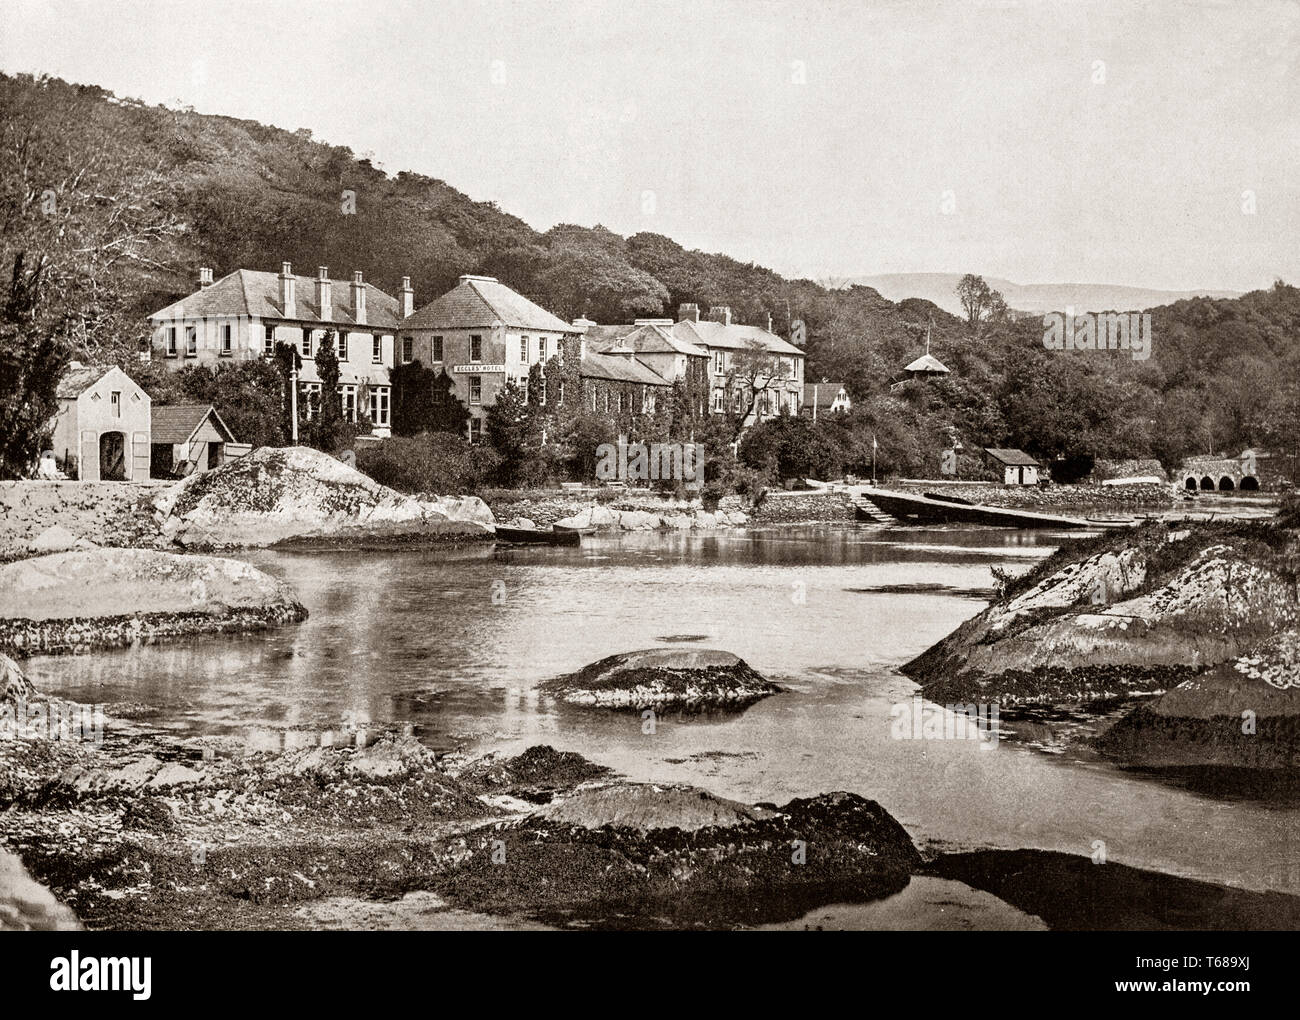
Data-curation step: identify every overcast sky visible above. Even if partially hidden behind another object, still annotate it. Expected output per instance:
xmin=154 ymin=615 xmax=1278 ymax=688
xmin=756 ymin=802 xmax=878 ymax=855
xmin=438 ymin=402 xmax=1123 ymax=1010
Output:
xmin=2 ymin=0 xmax=1296 ymax=291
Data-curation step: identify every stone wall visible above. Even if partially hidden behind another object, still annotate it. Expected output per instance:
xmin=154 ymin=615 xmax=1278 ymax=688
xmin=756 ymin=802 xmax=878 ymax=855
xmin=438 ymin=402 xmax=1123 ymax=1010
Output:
xmin=751 ymin=490 xmax=855 ymax=523
xmin=895 ymin=481 xmax=1174 ymax=511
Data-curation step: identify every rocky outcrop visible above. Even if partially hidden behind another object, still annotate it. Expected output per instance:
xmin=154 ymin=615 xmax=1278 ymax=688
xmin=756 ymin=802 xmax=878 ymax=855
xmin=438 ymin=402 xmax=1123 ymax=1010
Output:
xmin=1095 ymin=629 xmax=1300 ymax=769
xmin=542 ymin=648 xmax=782 ymax=709
xmin=1 ymin=652 xmax=35 ymax=705
xmin=0 ymin=849 xmax=81 ymax=930
xmin=905 ymin=525 xmax=1298 ymax=706
xmin=441 ymin=782 xmax=921 ymax=928
xmin=153 ymin=446 xmax=494 ymax=548
xmin=0 ymin=548 xmax=307 ymax=654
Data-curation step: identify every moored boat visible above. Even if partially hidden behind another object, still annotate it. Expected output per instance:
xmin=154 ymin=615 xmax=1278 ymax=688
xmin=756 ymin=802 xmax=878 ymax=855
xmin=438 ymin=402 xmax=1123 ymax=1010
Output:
xmin=495 ymin=524 xmax=582 ymax=546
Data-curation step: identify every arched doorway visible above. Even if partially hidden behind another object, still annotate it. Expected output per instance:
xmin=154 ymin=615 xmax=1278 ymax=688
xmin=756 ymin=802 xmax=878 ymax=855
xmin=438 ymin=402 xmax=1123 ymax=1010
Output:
xmin=1200 ymin=476 xmax=1215 ymax=490
xmin=1219 ymin=476 xmax=1235 ymax=491
xmin=1240 ymin=476 xmax=1260 ymax=491
xmin=98 ymin=431 xmax=126 ymax=481
xmin=1184 ymin=477 xmax=1198 ymax=490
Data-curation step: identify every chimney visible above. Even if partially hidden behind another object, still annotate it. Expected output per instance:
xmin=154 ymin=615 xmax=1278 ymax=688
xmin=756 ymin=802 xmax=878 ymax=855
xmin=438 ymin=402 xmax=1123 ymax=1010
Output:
xmin=678 ymin=303 xmax=700 ymax=323
xmin=707 ymin=306 xmax=732 ymax=326
xmin=351 ymin=271 xmax=366 ymax=325
xmin=316 ymin=267 xmax=332 ymax=321
xmin=766 ymin=311 xmax=773 ymax=333
xmin=399 ymin=275 xmax=415 ymax=319
xmin=279 ymin=262 xmax=296 ymax=317
xmin=198 ymin=267 xmax=213 ymax=289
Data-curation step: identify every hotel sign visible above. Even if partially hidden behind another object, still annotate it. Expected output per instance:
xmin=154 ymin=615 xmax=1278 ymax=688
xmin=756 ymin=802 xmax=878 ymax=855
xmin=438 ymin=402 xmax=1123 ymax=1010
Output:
xmin=452 ymin=363 xmax=505 ymax=374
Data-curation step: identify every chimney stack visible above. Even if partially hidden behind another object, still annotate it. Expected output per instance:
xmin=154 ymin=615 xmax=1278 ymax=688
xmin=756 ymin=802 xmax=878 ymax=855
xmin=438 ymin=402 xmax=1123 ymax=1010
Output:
xmin=279 ymin=262 xmax=296 ymax=318
xmin=707 ymin=306 xmax=732 ymax=326
xmin=678 ymin=303 xmax=700 ymax=323
xmin=198 ymin=267 xmax=213 ymax=289
xmin=351 ymin=271 xmax=366 ymax=325
xmin=766 ymin=311 xmax=773 ymax=333
xmin=399 ymin=276 xmax=415 ymax=319
xmin=316 ymin=267 xmax=332 ymax=321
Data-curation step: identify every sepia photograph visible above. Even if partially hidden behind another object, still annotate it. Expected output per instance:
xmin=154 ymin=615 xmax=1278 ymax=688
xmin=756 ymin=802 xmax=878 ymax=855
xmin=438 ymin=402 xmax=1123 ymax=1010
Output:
xmin=0 ymin=0 xmax=1295 ymax=987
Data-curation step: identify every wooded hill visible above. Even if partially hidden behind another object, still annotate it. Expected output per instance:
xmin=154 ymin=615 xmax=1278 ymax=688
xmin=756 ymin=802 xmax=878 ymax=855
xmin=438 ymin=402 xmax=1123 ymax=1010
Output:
xmin=2 ymin=70 xmax=1297 ymax=476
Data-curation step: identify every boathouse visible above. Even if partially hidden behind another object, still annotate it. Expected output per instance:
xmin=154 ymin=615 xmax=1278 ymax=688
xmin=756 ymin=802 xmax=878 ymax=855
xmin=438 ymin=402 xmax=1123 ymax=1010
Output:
xmin=984 ymin=448 xmax=1040 ymax=486
xmin=51 ymin=364 xmax=152 ymax=481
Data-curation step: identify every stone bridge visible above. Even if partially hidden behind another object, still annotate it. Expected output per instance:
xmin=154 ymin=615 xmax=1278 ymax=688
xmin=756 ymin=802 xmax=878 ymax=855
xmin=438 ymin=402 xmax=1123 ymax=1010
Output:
xmin=1180 ymin=452 xmax=1260 ymax=492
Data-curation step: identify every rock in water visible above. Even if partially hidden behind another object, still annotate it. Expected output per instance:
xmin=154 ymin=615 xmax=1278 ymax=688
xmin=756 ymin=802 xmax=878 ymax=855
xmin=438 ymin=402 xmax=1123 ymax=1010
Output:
xmin=440 ymin=782 xmax=921 ymax=928
xmin=153 ymin=445 xmax=494 ymax=548
xmin=1095 ymin=629 xmax=1300 ymax=769
xmin=905 ymin=527 xmax=1297 ymax=707
xmin=0 ymin=548 xmax=307 ymax=653
xmin=0 ymin=652 xmax=35 ymax=705
xmin=543 ymin=648 xmax=782 ymax=709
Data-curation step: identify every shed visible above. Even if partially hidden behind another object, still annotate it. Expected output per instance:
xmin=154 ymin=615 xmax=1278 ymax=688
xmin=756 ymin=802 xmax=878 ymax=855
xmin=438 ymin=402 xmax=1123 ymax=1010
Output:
xmin=984 ymin=448 xmax=1041 ymax=486
xmin=150 ymin=404 xmax=239 ymax=477
xmin=51 ymin=364 xmax=151 ymax=481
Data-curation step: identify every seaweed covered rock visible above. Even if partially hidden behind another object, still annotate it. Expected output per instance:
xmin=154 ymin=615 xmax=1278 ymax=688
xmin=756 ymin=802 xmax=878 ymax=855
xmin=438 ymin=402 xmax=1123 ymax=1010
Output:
xmin=543 ymin=648 xmax=782 ymax=709
xmin=437 ymin=782 xmax=921 ymax=928
xmin=0 ymin=548 xmax=307 ymax=654
xmin=153 ymin=446 xmax=494 ymax=548
xmin=905 ymin=524 xmax=1297 ymax=706
xmin=1095 ymin=629 xmax=1300 ymax=769
xmin=453 ymin=745 xmax=611 ymax=803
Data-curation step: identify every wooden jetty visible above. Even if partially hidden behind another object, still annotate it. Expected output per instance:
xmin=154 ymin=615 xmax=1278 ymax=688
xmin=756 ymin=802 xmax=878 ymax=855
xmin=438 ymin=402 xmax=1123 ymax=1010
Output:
xmin=853 ymin=486 xmax=1137 ymax=530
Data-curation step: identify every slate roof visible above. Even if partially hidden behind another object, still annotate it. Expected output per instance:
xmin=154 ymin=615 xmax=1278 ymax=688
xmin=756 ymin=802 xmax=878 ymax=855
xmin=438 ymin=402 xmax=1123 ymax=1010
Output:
xmin=401 ymin=276 xmax=577 ymax=333
xmin=151 ymin=404 xmax=235 ymax=445
xmin=148 ymin=270 xmax=402 ymax=329
xmin=56 ymin=363 xmax=116 ymax=399
xmin=803 ymin=382 xmax=848 ymax=409
xmin=579 ymin=351 xmax=673 ymax=385
xmin=601 ymin=323 xmax=708 ymax=358
xmin=984 ymin=448 xmax=1040 ymax=467
xmin=671 ymin=319 xmax=804 ymax=356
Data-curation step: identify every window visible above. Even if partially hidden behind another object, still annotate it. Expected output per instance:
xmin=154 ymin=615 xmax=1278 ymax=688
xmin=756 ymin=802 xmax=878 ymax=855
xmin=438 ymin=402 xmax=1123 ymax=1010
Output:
xmin=221 ymin=323 xmax=232 ymax=355
xmin=520 ymin=336 xmax=528 ymax=363
xmin=642 ymin=386 xmax=650 ymax=412
xmin=340 ymin=384 xmax=356 ymax=423
xmin=263 ymin=324 xmax=275 ymax=356
xmin=469 ymin=376 xmax=482 ymax=405
xmin=369 ymin=386 xmax=390 ymax=427
xmin=110 ymin=391 xmax=121 ymax=418
xmin=431 ymin=336 xmax=443 ymax=361
xmin=615 ymin=391 xmax=622 ymax=413
xmin=603 ymin=390 xmax=610 ymax=413
xmin=558 ymin=380 xmax=565 ymax=406
xmin=468 ymin=417 xmax=482 ymax=444
xmin=372 ymin=335 xmax=383 ymax=363
xmin=591 ymin=387 xmax=597 ymax=411
xmin=185 ymin=325 xmax=197 ymax=356
xmin=302 ymin=328 xmax=313 ymax=358
xmin=712 ymin=389 xmax=724 ymax=413
xmin=401 ymin=337 xmax=413 ymax=364
xmin=714 ymin=351 xmax=725 ymax=374
xmin=166 ymin=327 xmax=177 ymax=357
xmin=470 ymin=335 xmax=483 ymax=362
xmin=733 ymin=390 xmax=742 ymax=413
xmin=336 ymin=331 xmax=347 ymax=358
xmin=301 ymin=382 xmax=322 ymax=420
xmin=540 ymin=338 xmax=549 ymax=362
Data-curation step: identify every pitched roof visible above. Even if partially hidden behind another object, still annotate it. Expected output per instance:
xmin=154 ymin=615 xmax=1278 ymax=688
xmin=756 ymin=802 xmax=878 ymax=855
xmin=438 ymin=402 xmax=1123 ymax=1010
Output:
xmin=581 ymin=323 xmax=636 ymax=350
xmin=401 ymin=275 xmax=577 ymax=333
xmin=671 ymin=319 xmax=804 ymax=356
xmin=904 ymin=353 xmax=950 ymax=374
xmin=151 ymin=404 xmax=236 ymax=445
xmin=148 ymin=270 xmax=402 ymax=329
xmin=803 ymin=382 xmax=848 ymax=408
xmin=56 ymin=363 xmax=116 ymax=399
xmin=602 ymin=323 xmax=708 ymax=358
xmin=579 ymin=351 xmax=673 ymax=385
xmin=984 ymin=448 xmax=1040 ymax=467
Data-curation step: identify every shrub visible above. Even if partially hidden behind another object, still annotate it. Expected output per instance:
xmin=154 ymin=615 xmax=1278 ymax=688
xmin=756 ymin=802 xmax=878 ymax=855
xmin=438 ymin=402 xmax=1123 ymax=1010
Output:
xmin=355 ymin=432 xmax=501 ymax=495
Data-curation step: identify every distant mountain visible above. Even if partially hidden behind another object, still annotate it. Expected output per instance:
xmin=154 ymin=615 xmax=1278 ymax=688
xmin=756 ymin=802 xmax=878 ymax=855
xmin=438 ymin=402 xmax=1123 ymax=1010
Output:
xmin=830 ymin=273 xmax=1241 ymax=316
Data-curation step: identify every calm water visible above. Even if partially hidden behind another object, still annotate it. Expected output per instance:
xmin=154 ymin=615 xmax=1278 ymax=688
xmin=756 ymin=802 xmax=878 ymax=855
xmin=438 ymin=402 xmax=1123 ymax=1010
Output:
xmin=25 ymin=524 xmax=1300 ymax=898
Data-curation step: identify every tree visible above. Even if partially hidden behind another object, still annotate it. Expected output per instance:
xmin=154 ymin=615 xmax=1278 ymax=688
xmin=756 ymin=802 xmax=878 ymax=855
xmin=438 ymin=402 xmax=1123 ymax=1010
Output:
xmin=301 ymin=331 xmax=343 ymax=450
xmin=0 ymin=255 xmax=69 ymax=477
xmin=391 ymin=360 xmax=469 ymax=437
xmin=484 ymin=377 xmax=539 ymax=483
xmin=955 ymin=274 xmax=1006 ymax=331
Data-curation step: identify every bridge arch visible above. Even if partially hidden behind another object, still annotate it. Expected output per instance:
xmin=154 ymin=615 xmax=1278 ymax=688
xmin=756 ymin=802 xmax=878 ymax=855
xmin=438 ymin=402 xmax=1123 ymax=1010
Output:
xmin=1200 ymin=476 xmax=1215 ymax=490
xmin=1219 ymin=476 xmax=1235 ymax=491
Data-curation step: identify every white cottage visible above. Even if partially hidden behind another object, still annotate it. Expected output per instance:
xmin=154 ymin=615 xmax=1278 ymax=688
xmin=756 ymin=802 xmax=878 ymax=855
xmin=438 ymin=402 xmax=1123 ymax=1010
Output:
xmin=51 ymin=364 xmax=152 ymax=481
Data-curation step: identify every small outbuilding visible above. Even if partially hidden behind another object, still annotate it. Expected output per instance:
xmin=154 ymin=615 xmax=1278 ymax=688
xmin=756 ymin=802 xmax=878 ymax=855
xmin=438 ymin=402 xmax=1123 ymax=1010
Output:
xmin=51 ymin=364 xmax=152 ymax=481
xmin=984 ymin=448 xmax=1041 ymax=486
xmin=150 ymin=404 xmax=241 ymax=477
xmin=801 ymin=382 xmax=851 ymax=420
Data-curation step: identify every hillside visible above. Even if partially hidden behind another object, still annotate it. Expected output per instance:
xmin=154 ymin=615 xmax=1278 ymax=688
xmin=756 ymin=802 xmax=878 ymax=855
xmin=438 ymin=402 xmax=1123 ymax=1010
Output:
xmin=1 ymin=70 xmax=1298 ymax=480
xmin=838 ymin=274 xmax=1241 ymax=317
